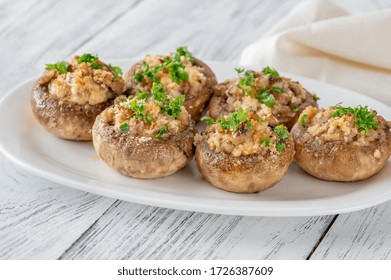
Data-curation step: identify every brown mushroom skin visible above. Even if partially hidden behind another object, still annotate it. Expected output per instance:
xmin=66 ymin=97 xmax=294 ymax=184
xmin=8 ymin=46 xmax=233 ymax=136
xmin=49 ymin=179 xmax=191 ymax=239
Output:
xmin=209 ymin=79 xmax=317 ymax=130
xmin=92 ymin=109 xmax=196 ymax=179
xmin=291 ymin=121 xmax=391 ymax=182
xmin=31 ymin=81 xmax=113 ymax=141
xmin=125 ymin=58 xmax=217 ymax=122
xmin=195 ymin=137 xmax=295 ymax=193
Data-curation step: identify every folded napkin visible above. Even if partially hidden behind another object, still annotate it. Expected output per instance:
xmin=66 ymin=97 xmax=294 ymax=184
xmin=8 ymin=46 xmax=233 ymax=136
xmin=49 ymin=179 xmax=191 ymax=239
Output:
xmin=240 ymin=0 xmax=391 ymax=106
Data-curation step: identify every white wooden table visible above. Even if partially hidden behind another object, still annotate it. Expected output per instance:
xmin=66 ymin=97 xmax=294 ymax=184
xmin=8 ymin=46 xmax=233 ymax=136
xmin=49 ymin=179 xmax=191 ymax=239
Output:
xmin=1 ymin=0 xmax=391 ymax=260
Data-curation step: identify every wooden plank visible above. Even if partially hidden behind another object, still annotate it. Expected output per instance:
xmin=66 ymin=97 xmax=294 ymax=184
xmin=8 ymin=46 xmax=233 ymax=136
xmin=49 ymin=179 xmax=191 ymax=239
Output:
xmin=77 ymin=0 xmax=301 ymax=61
xmin=0 ymin=155 xmax=116 ymax=259
xmin=0 ymin=0 xmax=142 ymax=94
xmin=310 ymin=201 xmax=391 ymax=259
xmin=60 ymin=201 xmax=334 ymax=260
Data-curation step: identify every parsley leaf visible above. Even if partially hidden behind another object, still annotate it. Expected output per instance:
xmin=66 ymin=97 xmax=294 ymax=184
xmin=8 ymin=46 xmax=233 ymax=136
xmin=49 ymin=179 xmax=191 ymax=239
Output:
xmin=45 ymin=61 xmax=69 ymax=74
xmin=263 ymin=66 xmax=279 ymax=78
xmin=256 ymin=88 xmax=276 ymax=108
xmin=119 ymin=122 xmax=129 ymax=133
xmin=290 ymin=104 xmax=299 ymax=113
xmin=145 ymin=114 xmax=153 ymax=124
xmin=162 ymin=96 xmax=185 ymax=117
xmin=312 ymin=93 xmax=320 ymax=101
xmin=109 ymin=64 xmax=123 ymax=81
xmin=134 ymin=72 xmax=144 ymax=83
xmin=136 ymin=89 xmax=149 ymax=100
xmin=261 ymin=137 xmax=271 ymax=147
xmin=174 ymin=46 xmax=195 ymax=63
xmin=151 ymin=82 xmax=167 ymax=102
xmin=218 ymin=109 xmax=252 ymax=132
xmin=274 ymin=125 xmax=289 ymax=139
xmin=200 ymin=116 xmax=216 ymax=126
xmin=155 ymin=124 xmax=169 ymax=138
xmin=332 ymin=105 xmax=379 ymax=134
xmin=276 ymin=142 xmax=285 ymax=153
xmin=78 ymin=53 xmax=102 ymax=69
xmin=236 ymin=69 xmax=256 ymax=96
xmin=129 ymin=99 xmax=146 ymax=119
xmin=299 ymin=114 xmax=309 ymax=125
xmin=270 ymin=86 xmax=283 ymax=93
xmin=165 ymin=59 xmax=189 ymax=84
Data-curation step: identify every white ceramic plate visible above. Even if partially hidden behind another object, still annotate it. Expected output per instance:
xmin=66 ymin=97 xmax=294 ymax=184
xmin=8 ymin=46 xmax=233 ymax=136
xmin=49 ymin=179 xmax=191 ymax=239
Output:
xmin=0 ymin=59 xmax=390 ymax=217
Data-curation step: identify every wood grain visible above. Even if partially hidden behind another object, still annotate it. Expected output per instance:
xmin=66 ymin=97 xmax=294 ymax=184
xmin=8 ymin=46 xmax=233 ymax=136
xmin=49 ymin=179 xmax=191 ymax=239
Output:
xmin=310 ymin=202 xmax=391 ymax=260
xmin=60 ymin=202 xmax=334 ymax=260
xmin=0 ymin=155 xmax=116 ymax=259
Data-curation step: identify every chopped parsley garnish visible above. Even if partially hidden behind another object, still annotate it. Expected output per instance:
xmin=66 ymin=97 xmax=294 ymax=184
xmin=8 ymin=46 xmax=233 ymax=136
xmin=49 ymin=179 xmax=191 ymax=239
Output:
xmin=312 ymin=93 xmax=320 ymax=101
xmin=332 ymin=105 xmax=379 ymax=134
xmin=161 ymin=96 xmax=185 ymax=117
xmin=45 ymin=61 xmax=69 ymax=74
xmin=218 ymin=109 xmax=252 ymax=132
xmin=276 ymin=142 xmax=285 ymax=153
xmin=78 ymin=53 xmax=102 ymax=69
xmin=299 ymin=114 xmax=309 ymax=125
xmin=134 ymin=61 xmax=149 ymax=82
xmin=263 ymin=66 xmax=279 ymax=78
xmin=145 ymin=114 xmax=153 ymax=124
xmin=270 ymin=86 xmax=283 ymax=93
xmin=256 ymin=86 xmax=284 ymax=108
xmin=274 ymin=125 xmax=289 ymax=139
xmin=236 ymin=68 xmax=256 ymax=96
xmin=119 ymin=122 xmax=129 ymax=133
xmin=165 ymin=59 xmax=189 ymax=84
xmin=109 ymin=64 xmax=123 ymax=81
xmin=136 ymin=89 xmax=149 ymax=100
xmin=256 ymin=88 xmax=276 ymax=108
xmin=155 ymin=124 xmax=169 ymax=138
xmin=174 ymin=46 xmax=195 ymax=63
xmin=151 ymin=82 xmax=167 ymax=102
xmin=261 ymin=137 xmax=271 ymax=147
xmin=129 ymin=99 xmax=146 ymax=119
xmin=134 ymin=72 xmax=144 ymax=83
xmin=134 ymin=46 xmax=193 ymax=85
xmin=200 ymin=116 xmax=216 ymax=126
xmin=290 ymin=104 xmax=299 ymax=113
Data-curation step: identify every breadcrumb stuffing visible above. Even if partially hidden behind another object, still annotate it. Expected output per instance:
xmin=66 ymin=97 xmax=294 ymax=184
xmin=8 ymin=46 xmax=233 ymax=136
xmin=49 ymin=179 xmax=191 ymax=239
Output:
xmin=299 ymin=106 xmax=383 ymax=146
xmin=41 ymin=56 xmax=124 ymax=105
xmin=195 ymin=112 xmax=289 ymax=157
xmin=135 ymin=54 xmax=206 ymax=98
xmin=102 ymin=95 xmax=191 ymax=138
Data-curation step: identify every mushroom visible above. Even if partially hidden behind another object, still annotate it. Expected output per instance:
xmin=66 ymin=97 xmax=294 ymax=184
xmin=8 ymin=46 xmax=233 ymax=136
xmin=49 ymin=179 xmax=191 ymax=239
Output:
xmin=291 ymin=105 xmax=391 ymax=181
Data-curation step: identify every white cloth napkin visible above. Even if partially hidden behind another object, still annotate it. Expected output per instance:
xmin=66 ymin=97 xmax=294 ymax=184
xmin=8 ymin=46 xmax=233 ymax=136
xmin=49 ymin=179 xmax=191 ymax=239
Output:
xmin=240 ymin=0 xmax=391 ymax=106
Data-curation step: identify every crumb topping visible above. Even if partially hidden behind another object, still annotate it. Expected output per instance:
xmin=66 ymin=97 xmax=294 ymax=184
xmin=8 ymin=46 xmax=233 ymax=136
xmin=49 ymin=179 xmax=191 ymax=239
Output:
xmin=215 ymin=68 xmax=317 ymax=126
xmin=196 ymin=110 xmax=290 ymax=157
xmin=133 ymin=47 xmax=206 ymax=98
xmin=40 ymin=55 xmax=125 ymax=105
xmin=102 ymin=93 xmax=191 ymax=139
xmin=297 ymin=106 xmax=385 ymax=146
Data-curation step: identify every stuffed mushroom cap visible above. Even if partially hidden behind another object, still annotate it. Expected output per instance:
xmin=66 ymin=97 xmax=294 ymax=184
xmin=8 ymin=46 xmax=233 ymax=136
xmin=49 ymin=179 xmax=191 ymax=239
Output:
xmin=92 ymin=91 xmax=195 ymax=179
xmin=195 ymin=110 xmax=295 ymax=193
xmin=31 ymin=54 xmax=125 ymax=140
xmin=209 ymin=67 xmax=318 ymax=130
xmin=291 ymin=105 xmax=391 ymax=182
xmin=125 ymin=46 xmax=217 ymax=121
